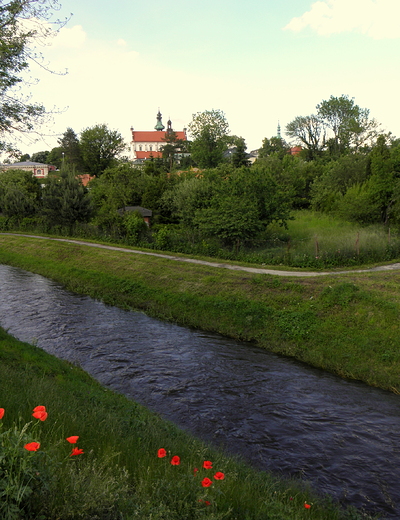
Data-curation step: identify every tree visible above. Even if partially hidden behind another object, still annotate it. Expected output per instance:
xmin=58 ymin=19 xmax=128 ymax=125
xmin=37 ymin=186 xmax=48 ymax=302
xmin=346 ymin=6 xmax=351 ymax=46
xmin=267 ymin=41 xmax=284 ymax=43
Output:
xmin=31 ymin=150 xmax=49 ymax=163
xmin=80 ymin=124 xmax=126 ymax=176
xmin=90 ymin=163 xmax=145 ymax=229
xmin=0 ymin=169 xmax=41 ymax=217
xmin=58 ymin=127 xmax=83 ymax=170
xmin=258 ymin=136 xmax=290 ymax=159
xmin=0 ymin=0 xmax=65 ymax=155
xmin=193 ymin=166 xmax=292 ymax=249
xmin=41 ymin=165 xmax=92 ymax=229
xmin=231 ymin=137 xmax=250 ymax=168
xmin=47 ymin=146 xmax=63 ymax=168
xmin=286 ymin=115 xmax=325 ymax=160
xmin=188 ymin=109 xmax=230 ymax=168
xmin=161 ymin=130 xmax=189 ymax=171
xmin=316 ymin=95 xmax=377 ymax=156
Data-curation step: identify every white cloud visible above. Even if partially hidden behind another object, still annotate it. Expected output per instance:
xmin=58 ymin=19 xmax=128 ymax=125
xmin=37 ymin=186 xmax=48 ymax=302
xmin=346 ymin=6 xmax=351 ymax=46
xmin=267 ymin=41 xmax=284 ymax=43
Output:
xmin=284 ymin=0 xmax=400 ymax=39
xmin=50 ymin=25 xmax=87 ymax=49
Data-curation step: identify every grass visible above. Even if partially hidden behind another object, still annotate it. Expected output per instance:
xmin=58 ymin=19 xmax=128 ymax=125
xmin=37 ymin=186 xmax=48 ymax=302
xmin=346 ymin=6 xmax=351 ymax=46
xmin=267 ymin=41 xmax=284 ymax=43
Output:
xmin=0 ymin=233 xmax=399 ymax=392
xmin=0 ymin=327 xmax=368 ymax=520
xmin=265 ymin=211 xmax=399 ymax=267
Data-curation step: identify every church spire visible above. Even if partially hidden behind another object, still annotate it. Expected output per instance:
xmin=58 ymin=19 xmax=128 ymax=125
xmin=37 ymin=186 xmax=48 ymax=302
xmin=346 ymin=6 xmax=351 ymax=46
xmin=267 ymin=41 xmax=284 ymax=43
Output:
xmin=154 ymin=109 xmax=165 ymax=131
xmin=277 ymin=121 xmax=281 ymax=139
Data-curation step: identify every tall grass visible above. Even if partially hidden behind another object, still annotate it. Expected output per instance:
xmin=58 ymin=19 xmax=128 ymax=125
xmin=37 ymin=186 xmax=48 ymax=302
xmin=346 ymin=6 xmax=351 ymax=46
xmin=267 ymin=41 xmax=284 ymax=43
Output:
xmin=263 ymin=211 xmax=399 ymax=268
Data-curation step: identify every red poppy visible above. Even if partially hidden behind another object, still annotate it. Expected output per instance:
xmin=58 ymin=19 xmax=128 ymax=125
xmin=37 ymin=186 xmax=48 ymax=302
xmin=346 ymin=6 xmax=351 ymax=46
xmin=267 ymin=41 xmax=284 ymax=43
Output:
xmin=157 ymin=448 xmax=167 ymax=458
xmin=32 ymin=410 xmax=48 ymax=421
xmin=203 ymin=460 xmax=212 ymax=469
xmin=170 ymin=455 xmax=180 ymax=465
xmin=205 ymin=501 xmax=211 ymax=506
xmin=201 ymin=477 xmax=212 ymax=487
xmin=24 ymin=442 xmax=40 ymax=452
xmin=33 ymin=405 xmax=46 ymax=412
xmin=304 ymin=503 xmax=311 ymax=509
xmin=0 ymin=408 xmax=4 ymax=419
xmin=70 ymin=447 xmax=84 ymax=456
xmin=66 ymin=436 xmax=79 ymax=444
xmin=214 ymin=471 xmax=225 ymax=480
xmin=193 ymin=467 xmax=199 ymax=475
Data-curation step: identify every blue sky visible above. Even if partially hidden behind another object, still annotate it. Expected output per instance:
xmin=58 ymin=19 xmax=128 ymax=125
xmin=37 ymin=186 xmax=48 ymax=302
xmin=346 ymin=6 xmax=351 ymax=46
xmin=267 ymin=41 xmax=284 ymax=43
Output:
xmin=18 ymin=0 xmax=400 ymax=155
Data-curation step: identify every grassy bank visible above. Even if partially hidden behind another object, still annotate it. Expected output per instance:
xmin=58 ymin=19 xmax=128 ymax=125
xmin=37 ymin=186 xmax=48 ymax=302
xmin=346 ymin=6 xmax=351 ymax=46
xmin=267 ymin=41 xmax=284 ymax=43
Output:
xmin=0 ymin=233 xmax=399 ymax=393
xmin=0 ymin=327 xmax=366 ymax=519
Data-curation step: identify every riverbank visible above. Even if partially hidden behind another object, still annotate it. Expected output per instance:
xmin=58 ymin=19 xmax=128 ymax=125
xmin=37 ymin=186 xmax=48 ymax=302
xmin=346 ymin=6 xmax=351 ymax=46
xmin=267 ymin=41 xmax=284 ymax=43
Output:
xmin=3 ymin=326 xmax=362 ymax=520
xmin=0 ymin=233 xmax=399 ymax=393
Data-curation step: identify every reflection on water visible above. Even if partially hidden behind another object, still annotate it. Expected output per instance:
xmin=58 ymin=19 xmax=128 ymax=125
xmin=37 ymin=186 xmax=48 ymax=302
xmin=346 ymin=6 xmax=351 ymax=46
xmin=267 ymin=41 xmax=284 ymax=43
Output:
xmin=0 ymin=264 xmax=399 ymax=519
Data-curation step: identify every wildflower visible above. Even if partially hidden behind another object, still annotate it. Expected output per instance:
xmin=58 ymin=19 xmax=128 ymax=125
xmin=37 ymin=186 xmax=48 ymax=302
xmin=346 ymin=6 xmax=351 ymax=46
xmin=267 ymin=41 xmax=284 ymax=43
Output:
xmin=33 ymin=405 xmax=46 ymax=412
xmin=170 ymin=455 xmax=180 ymax=465
xmin=24 ymin=442 xmax=40 ymax=452
xmin=194 ymin=467 xmax=199 ymax=476
xmin=201 ymin=477 xmax=212 ymax=487
xmin=214 ymin=471 xmax=225 ymax=480
xmin=0 ymin=408 xmax=4 ymax=419
xmin=32 ymin=410 xmax=48 ymax=421
xmin=70 ymin=447 xmax=84 ymax=456
xmin=203 ymin=460 xmax=213 ymax=469
xmin=304 ymin=503 xmax=311 ymax=509
xmin=32 ymin=406 xmax=48 ymax=421
xmin=157 ymin=448 xmax=167 ymax=458
xmin=66 ymin=436 xmax=79 ymax=444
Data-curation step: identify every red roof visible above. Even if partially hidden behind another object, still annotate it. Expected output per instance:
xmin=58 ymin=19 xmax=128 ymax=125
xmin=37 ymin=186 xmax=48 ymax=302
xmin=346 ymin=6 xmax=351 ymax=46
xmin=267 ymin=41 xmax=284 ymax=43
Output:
xmin=132 ymin=131 xmax=186 ymax=143
xmin=135 ymin=151 xmax=163 ymax=159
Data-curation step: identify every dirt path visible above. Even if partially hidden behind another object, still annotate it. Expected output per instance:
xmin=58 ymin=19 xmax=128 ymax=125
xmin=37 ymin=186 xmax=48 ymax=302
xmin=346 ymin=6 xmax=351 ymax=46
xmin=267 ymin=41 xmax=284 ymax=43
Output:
xmin=3 ymin=233 xmax=400 ymax=277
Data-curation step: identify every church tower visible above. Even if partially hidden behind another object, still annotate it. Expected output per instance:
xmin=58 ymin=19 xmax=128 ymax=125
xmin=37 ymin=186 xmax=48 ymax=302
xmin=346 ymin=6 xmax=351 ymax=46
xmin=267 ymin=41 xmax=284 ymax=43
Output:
xmin=154 ymin=110 xmax=165 ymax=131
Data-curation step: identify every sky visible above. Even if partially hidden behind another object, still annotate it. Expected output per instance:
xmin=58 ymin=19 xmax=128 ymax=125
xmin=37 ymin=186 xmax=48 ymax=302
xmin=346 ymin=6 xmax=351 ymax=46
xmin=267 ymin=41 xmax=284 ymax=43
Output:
xmin=13 ymin=0 xmax=400 ymax=156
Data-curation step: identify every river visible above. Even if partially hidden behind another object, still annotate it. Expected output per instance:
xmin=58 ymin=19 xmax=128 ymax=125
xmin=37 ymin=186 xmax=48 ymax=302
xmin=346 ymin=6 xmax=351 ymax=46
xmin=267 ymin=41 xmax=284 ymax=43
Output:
xmin=0 ymin=263 xmax=399 ymax=519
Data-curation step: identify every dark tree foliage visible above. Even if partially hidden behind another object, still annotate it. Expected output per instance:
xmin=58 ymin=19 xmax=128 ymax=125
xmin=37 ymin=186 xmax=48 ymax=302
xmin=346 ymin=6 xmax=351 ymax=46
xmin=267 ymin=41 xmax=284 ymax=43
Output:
xmin=58 ymin=127 xmax=83 ymax=170
xmin=31 ymin=150 xmax=49 ymax=163
xmin=231 ymin=137 xmax=250 ymax=168
xmin=0 ymin=168 xmax=41 ymax=216
xmin=41 ymin=164 xmax=92 ymax=228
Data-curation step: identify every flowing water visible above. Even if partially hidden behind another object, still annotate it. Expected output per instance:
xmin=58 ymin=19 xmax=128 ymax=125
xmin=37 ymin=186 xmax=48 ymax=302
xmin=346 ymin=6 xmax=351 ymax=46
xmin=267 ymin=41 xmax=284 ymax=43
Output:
xmin=0 ymin=264 xmax=399 ymax=519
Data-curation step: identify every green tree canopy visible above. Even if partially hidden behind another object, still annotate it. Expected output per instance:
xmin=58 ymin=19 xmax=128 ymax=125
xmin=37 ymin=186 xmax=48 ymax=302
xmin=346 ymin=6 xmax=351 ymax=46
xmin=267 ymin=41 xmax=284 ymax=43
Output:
xmin=41 ymin=165 xmax=92 ymax=229
xmin=31 ymin=150 xmax=50 ymax=163
xmin=285 ymin=115 xmax=325 ymax=160
xmin=90 ymin=163 xmax=145 ymax=229
xmin=231 ymin=137 xmax=250 ymax=168
xmin=258 ymin=136 xmax=290 ymax=159
xmin=188 ymin=109 xmax=230 ymax=168
xmin=80 ymin=124 xmax=126 ymax=176
xmin=58 ymin=127 xmax=83 ymax=171
xmin=193 ymin=165 xmax=292 ymax=249
xmin=0 ymin=168 xmax=41 ymax=217
xmin=316 ymin=95 xmax=378 ymax=156
xmin=47 ymin=146 xmax=63 ymax=168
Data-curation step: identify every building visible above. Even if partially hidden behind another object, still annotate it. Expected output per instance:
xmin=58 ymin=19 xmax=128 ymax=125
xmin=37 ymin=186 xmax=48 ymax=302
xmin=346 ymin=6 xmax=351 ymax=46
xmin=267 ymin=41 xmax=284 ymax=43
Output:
xmin=117 ymin=206 xmax=152 ymax=226
xmin=130 ymin=111 xmax=187 ymax=163
xmin=0 ymin=161 xmax=57 ymax=179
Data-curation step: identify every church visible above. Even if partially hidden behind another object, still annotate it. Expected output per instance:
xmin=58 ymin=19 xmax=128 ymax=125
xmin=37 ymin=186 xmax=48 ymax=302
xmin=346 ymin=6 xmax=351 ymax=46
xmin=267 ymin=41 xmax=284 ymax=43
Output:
xmin=130 ymin=111 xmax=187 ymax=163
